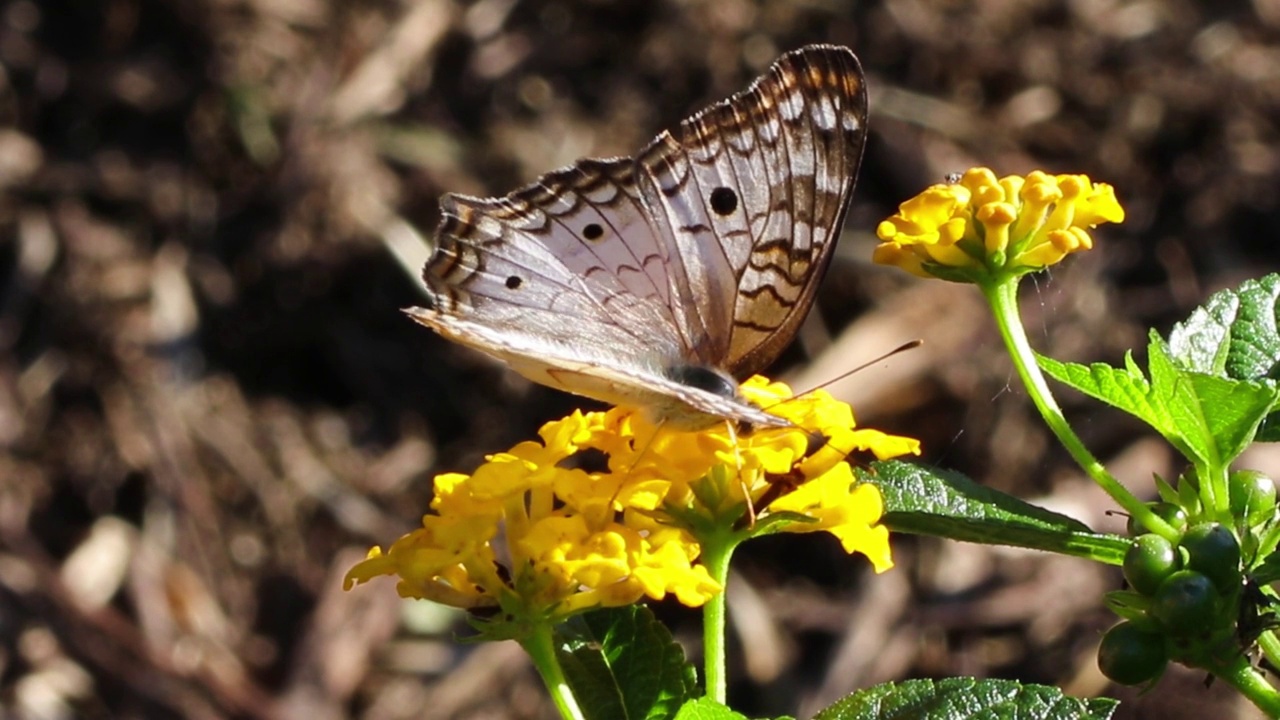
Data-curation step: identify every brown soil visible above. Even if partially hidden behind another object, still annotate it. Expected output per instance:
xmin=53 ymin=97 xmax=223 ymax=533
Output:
xmin=3 ymin=0 xmax=1278 ymax=718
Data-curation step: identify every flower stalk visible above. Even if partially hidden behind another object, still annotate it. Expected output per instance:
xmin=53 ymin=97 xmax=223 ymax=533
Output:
xmin=523 ymin=621 xmax=586 ymax=720
xmin=871 ymin=167 xmax=1170 ymax=541
xmin=698 ymin=525 xmax=739 ymax=704
xmin=982 ymin=277 xmax=1178 ymax=542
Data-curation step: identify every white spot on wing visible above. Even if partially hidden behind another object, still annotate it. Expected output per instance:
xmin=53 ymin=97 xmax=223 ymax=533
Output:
xmin=816 ymin=169 xmax=840 ymax=194
xmin=759 ymin=117 xmax=781 ymax=143
xmin=780 ymin=90 xmax=804 ymax=121
xmin=814 ymin=96 xmax=837 ymax=130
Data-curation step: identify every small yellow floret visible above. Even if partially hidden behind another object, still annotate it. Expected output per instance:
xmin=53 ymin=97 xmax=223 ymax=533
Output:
xmin=345 ymin=376 xmax=920 ymax=623
xmin=873 ymin=167 xmax=1125 ymax=281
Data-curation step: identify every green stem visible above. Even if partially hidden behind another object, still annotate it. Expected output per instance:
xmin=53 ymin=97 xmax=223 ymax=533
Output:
xmin=982 ymin=278 xmax=1178 ymax=541
xmin=1212 ymin=652 xmax=1280 ymax=718
xmin=1259 ymin=631 xmax=1280 ymax=677
xmin=699 ymin=526 xmax=738 ymax=704
xmin=522 ymin=621 xmax=585 ymax=720
xmin=1203 ymin=463 xmax=1232 ymax=525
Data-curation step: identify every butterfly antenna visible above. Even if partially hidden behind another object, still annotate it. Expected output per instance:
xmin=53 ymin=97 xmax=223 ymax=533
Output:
xmin=759 ymin=339 xmax=923 ymax=414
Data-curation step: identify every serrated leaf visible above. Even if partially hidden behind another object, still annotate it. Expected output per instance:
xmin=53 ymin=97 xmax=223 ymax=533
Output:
xmin=1167 ymin=274 xmax=1280 ymax=440
xmin=556 ymin=605 xmax=697 ymax=720
xmin=1149 ymin=333 xmax=1279 ymax=467
xmin=1038 ymin=339 xmax=1279 ymax=469
xmin=1036 ymin=353 xmax=1170 ymax=439
xmin=1167 ymin=286 xmax=1235 ymax=375
xmin=1174 ymin=368 xmax=1277 ymax=464
xmin=672 ymin=698 xmax=753 ymax=720
xmin=1169 ymin=274 xmax=1280 ymax=380
xmin=813 ymin=678 xmax=1117 ymax=720
xmin=866 ymin=461 xmax=1128 ymax=565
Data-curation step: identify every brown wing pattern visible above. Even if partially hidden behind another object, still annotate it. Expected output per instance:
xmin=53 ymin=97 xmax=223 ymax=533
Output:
xmin=419 ymin=158 xmax=690 ymax=363
xmin=635 ymin=45 xmax=868 ymax=377
xmin=412 ymin=46 xmax=867 ymax=427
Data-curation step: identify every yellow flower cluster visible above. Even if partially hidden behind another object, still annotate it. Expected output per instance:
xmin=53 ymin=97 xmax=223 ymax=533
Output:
xmin=345 ymin=377 xmax=919 ymax=622
xmin=873 ymin=168 xmax=1125 ymax=281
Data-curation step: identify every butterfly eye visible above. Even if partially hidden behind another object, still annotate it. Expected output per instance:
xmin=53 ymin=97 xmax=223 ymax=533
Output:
xmin=582 ymin=223 xmax=604 ymax=240
xmin=709 ymin=186 xmax=738 ymax=216
xmin=665 ymin=364 xmax=738 ymax=399
xmin=505 ymin=276 xmax=522 ymax=289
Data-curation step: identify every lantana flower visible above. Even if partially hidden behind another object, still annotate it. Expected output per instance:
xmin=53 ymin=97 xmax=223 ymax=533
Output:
xmin=873 ymin=168 xmax=1124 ymax=282
xmin=345 ymin=376 xmax=919 ymax=625
xmin=613 ymin=377 xmax=916 ymax=575
xmin=345 ymin=409 xmax=722 ymax=624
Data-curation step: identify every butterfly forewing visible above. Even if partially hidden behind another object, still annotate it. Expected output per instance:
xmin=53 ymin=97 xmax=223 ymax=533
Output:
xmin=424 ymin=160 xmax=687 ymax=358
xmin=635 ymin=45 xmax=868 ymax=378
xmin=412 ymin=45 xmax=868 ymax=428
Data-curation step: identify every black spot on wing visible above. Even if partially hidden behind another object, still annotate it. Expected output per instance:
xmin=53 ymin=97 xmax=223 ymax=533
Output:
xmin=710 ymin=186 xmax=738 ymax=216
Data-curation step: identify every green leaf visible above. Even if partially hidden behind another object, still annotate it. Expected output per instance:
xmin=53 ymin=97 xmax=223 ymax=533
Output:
xmin=1252 ymin=550 xmax=1280 ymax=586
xmin=866 ymin=461 xmax=1128 ymax=565
xmin=672 ymin=698 xmax=753 ymax=720
xmin=1036 ymin=352 xmax=1168 ymax=439
xmin=1167 ymin=274 xmax=1280 ymax=440
xmin=1103 ymin=590 xmax=1154 ymax=626
xmin=1149 ymin=334 xmax=1279 ymax=467
xmin=1037 ymin=340 xmax=1278 ymax=470
xmin=813 ymin=678 xmax=1117 ymax=720
xmin=1168 ymin=274 xmax=1280 ymax=380
xmin=1154 ymin=473 xmax=1179 ymax=505
xmin=556 ymin=605 xmax=698 ymax=720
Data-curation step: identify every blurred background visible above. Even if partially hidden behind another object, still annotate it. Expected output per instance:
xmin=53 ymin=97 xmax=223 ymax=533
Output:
xmin=4 ymin=0 xmax=1280 ymax=717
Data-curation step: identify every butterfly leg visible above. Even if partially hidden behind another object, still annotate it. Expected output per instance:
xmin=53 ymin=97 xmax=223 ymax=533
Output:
xmin=754 ymin=431 xmax=834 ymax=513
xmin=723 ymin=420 xmax=759 ymax=527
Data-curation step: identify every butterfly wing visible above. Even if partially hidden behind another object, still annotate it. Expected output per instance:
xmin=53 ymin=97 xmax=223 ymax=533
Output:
xmin=635 ymin=44 xmax=868 ymax=378
xmin=406 ymin=304 xmax=789 ymax=428
xmin=416 ymin=157 xmax=689 ymax=377
xmin=411 ymin=46 xmax=867 ymax=426
xmin=415 ymin=157 xmax=777 ymax=425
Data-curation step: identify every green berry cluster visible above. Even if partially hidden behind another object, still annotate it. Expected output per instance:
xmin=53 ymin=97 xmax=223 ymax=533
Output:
xmin=1098 ymin=470 xmax=1278 ymax=687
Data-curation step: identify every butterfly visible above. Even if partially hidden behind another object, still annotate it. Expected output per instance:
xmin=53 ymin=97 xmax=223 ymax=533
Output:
xmin=407 ymin=45 xmax=868 ymax=430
